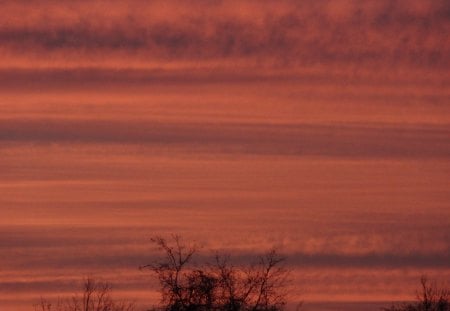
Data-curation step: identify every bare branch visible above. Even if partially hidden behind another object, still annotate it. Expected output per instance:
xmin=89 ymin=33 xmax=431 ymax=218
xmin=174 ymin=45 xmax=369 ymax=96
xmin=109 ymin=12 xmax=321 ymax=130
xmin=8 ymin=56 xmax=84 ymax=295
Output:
xmin=144 ymin=235 xmax=291 ymax=311
xmin=34 ymin=279 xmax=134 ymax=311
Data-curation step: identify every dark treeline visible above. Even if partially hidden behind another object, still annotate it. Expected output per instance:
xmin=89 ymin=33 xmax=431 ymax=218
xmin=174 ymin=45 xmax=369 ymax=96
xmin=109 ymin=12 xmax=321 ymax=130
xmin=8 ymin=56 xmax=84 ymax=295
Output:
xmin=34 ymin=235 xmax=449 ymax=311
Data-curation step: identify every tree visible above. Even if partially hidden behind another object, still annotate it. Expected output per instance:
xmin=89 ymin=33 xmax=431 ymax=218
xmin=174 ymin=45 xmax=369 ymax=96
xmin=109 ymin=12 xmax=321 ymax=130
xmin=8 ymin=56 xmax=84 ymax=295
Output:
xmin=383 ymin=276 xmax=449 ymax=311
xmin=34 ymin=278 xmax=135 ymax=311
xmin=141 ymin=235 xmax=294 ymax=311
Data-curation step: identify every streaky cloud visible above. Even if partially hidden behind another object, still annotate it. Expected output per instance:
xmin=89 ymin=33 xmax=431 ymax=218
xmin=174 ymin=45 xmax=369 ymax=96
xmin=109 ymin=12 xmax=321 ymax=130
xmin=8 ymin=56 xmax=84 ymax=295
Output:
xmin=0 ymin=118 xmax=449 ymax=159
xmin=0 ymin=0 xmax=448 ymax=69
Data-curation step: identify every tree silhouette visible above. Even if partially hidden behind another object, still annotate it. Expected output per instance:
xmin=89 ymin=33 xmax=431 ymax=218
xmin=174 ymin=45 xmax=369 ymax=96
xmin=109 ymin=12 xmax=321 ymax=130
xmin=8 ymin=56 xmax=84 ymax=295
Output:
xmin=34 ymin=278 xmax=135 ymax=311
xmin=383 ymin=276 xmax=449 ymax=311
xmin=141 ymin=235 xmax=293 ymax=311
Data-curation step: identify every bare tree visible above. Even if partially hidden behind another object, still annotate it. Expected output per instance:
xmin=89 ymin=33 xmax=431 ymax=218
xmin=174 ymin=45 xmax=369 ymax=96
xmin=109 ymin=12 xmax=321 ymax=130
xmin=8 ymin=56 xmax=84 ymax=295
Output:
xmin=141 ymin=235 xmax=199 ymax=310
xmin=211 ymin=250 xmax=289 ymax=311
xmin=141 ymin=235 xmax=293 ymax=311
xmin=383 ymin=276 xmax=449 ymax=311
xmin=34 ymin=278 xmax=135 ymax=311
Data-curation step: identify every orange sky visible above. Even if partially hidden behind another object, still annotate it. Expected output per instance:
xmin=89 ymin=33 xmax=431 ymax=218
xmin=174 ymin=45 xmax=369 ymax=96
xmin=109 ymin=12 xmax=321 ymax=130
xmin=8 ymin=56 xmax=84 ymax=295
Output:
xmin=0 ymin=1 xmax=449 ymax=310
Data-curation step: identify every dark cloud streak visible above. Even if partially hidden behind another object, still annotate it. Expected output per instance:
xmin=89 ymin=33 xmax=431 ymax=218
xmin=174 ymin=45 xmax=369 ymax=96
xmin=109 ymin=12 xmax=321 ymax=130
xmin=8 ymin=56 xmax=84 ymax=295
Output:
xmin=0 ymin=0 xmax=448 ymax=69
xmin=3 ymin=243 xmax=449 ymax=271
xmin=1 ymin=118 xmax=449 ymax=158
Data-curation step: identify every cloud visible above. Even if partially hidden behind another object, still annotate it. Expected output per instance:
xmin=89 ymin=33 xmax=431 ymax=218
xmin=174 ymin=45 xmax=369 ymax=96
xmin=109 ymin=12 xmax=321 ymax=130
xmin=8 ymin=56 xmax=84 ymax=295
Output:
xmin=1 ymin=232 xmax=450 ymax=271
xmin=286 ymin=252 xmax=450 ymax=268
xmin=0 ymin=0 xmax=448 ymax=69
xmin=0 ymin=118 xmax=449 ymax=159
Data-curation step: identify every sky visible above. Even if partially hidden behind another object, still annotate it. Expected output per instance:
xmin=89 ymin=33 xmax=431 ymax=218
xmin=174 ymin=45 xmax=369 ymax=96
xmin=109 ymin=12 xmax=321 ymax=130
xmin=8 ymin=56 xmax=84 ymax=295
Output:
xmin=0 ymin=1 xmax=449 ymax=310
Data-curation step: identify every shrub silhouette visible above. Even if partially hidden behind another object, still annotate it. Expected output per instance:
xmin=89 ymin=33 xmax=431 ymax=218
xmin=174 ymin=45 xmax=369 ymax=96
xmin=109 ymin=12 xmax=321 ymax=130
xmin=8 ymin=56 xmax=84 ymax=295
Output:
xmin=383 ymin=276 xmax=449 ymax=311
xmin=141 ymin=235 xmax=293 ymax=311
xmin=34 ymin=278 xmax=135 ymax=311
